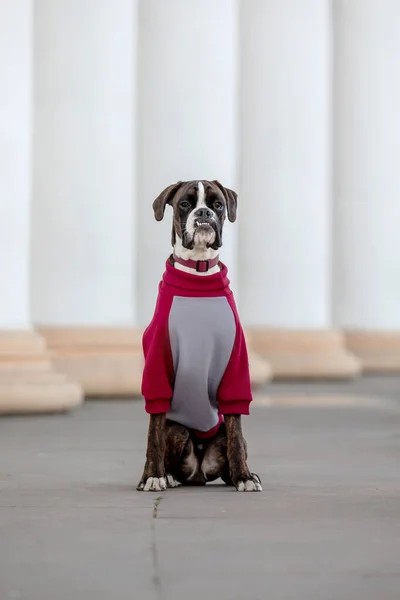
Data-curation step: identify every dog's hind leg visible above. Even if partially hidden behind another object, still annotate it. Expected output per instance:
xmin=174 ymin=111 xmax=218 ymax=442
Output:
xmin=200 ymin=423 xmax=230 ymax=483
xmin=164 ymin=421 xmax=189 ymax=487
xmin=165 ymin=421 xmax=205 ymax=486
xmin=199 ymin=423 xmax=252 ymax=487
xmin=199 ymin=423 xmax=253 ymax=487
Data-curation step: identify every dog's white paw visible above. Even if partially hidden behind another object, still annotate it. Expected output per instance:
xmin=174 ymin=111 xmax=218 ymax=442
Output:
xmin=167 ymin=474 xmax=181 ymax=488
xmin=236 ymin=474 xmax=262 ymax=492
xmin=138 ymin=477 xmax=167 ymax=492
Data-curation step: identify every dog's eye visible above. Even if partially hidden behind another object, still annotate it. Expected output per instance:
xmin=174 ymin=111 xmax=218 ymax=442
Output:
xmin=180 ymin=201 xmax=191 ymax=209
xmin=214 ymin=201 xmax=223 ymax=210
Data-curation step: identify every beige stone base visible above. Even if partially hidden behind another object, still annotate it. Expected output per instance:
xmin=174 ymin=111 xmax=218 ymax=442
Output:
xmin=246 ymin=329 xmax=362 ymax=379
xmin=0 ymin=331 xmax=83 ymax=415
xmin=39 ymin=327 xmax=272 ymax=397
xmin=345 ymin=331 xmax=400 ymax=372
xmin=39 ymin=327 xmax=144 ymax=397
xmin=244 ymin=331 xmax=273 ymax=385
xmin=248 ymin=350 xmax=273 ymax=385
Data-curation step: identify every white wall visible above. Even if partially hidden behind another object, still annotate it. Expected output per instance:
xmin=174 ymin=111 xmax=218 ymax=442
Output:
xmin=0 ymin=0 xmax=32 ymax=329
xmin=32 ymin=0 xmax=136 ymax=326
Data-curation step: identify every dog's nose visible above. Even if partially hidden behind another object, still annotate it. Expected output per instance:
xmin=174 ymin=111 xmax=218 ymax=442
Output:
xmin=194 ymin=208 xmax=213 ymax=219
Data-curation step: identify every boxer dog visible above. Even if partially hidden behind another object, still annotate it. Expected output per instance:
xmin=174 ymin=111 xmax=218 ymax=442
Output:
xmin=137 ymin=180 xmax=262 ymax=492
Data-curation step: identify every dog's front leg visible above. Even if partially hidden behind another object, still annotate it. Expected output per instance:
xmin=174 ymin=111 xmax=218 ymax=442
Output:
xmin=224 ymin=414 xmax=262 ymax=492
xmin=137 ymin=413 xmax=167 ymax=492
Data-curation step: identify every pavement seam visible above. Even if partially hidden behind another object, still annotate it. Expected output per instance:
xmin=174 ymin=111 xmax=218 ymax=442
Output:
xmin=151 ymin=495 xmax=163 ymax=599
xmin=153 ymin=496 xmax=162 ymax=518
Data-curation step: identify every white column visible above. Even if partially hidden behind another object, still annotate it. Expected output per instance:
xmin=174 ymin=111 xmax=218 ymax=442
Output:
xmin=239 ymin=0 xmax=331 ymax=328
xmin=137 ymin=0 xmax=238 ymax=325
xmin=31 ymin=1 xmax=140 ymax=396
xmin=333 ymin=0 xmax=400 ymax=370
xmin=32 ymin=0 xmax=136 ymax=327
xmin=0 ymin=0 xmax=82 ymax=413
xmin=0 ymin=0 xmax=32 ymax=331
xmin=238 ymin=0 xmax=360 ymax=378
xmin=333 ymin=0 xmax=400 ymax=329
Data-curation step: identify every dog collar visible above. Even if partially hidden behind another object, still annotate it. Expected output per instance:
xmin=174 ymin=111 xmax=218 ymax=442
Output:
xmin=172 ymin=253 xmax=220 ymax=273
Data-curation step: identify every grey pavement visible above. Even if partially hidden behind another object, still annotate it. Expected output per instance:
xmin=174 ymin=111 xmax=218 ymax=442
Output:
xmin=1 ymin=376 xmax=400 ymax=600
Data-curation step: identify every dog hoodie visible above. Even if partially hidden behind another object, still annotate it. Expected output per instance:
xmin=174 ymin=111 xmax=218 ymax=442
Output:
xmin=141 ymin=258 xmax=252 ymax=438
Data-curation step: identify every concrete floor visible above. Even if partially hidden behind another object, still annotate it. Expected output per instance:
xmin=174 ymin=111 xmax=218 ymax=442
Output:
xmin=1 ymin=376 xmax=400 ymax=600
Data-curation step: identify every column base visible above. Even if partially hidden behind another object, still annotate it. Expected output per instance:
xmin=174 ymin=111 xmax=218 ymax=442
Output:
xmin=345 ymin=331 xmax=400 ymax=372
xmin=40 ymin=327 xmax=273 ymax=396
xmin=244 ymin=331 xmax=273 ymax=385
xmin=0 ymin=331 xmax=83 ymax=415
xmin=39 ymin=327 xmax=144 ymax=397
xmin=247 ymin=329 xmax=362 ymax=380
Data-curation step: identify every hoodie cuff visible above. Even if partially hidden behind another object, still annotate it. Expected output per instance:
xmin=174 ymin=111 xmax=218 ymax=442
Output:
xmin=218 ymin=400 xmax=251 ymax=415
xmin=145 ymin=398 xmax=171 ymax=414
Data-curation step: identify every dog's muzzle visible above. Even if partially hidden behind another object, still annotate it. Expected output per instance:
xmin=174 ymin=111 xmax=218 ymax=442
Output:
xmin=182 ymin=206 xmax=222 ymax=250
xmin=193 ymin=208 xmax=215 ymax=230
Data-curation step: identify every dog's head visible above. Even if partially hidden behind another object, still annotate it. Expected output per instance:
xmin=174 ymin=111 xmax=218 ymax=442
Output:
xmin=152 ymin=180 xmax=237 ymax=250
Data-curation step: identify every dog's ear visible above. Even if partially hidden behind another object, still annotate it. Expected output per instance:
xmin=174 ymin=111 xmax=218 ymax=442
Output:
xmin=212 ymin=181 xmax=238 ymax=223
xmin=152 ymin=181 xmax=183 ymax=221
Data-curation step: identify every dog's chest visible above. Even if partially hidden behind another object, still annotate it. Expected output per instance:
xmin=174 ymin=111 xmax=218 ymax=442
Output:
xmin=167 ymin=296 xmax=236 ymax=430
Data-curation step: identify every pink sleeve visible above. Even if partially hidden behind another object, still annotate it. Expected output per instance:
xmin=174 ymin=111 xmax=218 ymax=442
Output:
xmin=217 ymin=295 xmax=252 ymax=415
xmin=141 ymin=287 xmax=174 ymax=414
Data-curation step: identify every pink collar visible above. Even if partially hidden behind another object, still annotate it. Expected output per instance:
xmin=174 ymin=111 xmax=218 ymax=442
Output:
xmin=172 ymin=253 xmax=220 ymax=273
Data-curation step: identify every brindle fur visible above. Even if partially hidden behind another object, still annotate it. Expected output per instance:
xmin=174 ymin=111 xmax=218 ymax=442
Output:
xmin=137 ymin=413 xmax=166 ymax=487
xmin=137 ymin=414 xmax=261 ymax=491
xmin=137 ymin=180 xmax=261 ymax=492
xmin=152 ymin=180 xmax=237 ymax=249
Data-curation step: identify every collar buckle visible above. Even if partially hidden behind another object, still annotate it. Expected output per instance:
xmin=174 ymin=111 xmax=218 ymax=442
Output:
xmin=196 ymin=260 xmax=209 ymax=273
